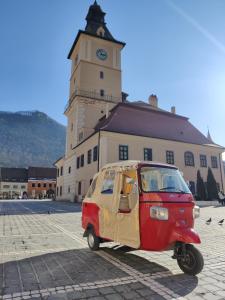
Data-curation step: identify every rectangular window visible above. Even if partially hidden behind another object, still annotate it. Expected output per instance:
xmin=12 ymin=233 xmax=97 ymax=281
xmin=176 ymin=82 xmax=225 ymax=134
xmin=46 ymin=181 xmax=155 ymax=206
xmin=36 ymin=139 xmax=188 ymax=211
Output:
xmin=119 ymin=145 xmax=128 ymax=160
xmin=200 ymin=155 xmax=207 ymax=167
xmin=100 ymin=71 xmax=104 ymax=79
xmin=49 ymin=183 xmax=52 ymax=188
xmin=3 ymin=185 xmax=10 ymax=189
xmin=68 ymin=166 xmax=71 ymax=174
xmin=78 ymin=181 xmax=82 ymax=195
xmin=100 ymin=89 xmax=105 ymax=97
xmin=87 ymin=177 xmax=97 ymax=198
xmin=101 ymin=171 xmax=115 ymax=194
xmin=144 ymin=148 xmax=152 ymax=161
xmin=38 ymin=183 xmax=41 ymax=188
xmin=166 ymin=151 xmax=174 ymax=165
xmin=211 ymin=156 xmax=218 ymax=168
xmin=87 ymin=149 xmax=92 ymax=164
xmin=76 ymin=156 xmax=80 ymax=169
xmin=32 ymin=183 xmax=35 ymax=188
xmin=93 ymin=146 xmax=98 ymax=162
xmin=60 ymin=186 xmax=62 ymax=196
xmin=81 ymin=154 xmax=84 ymax=167
xmin=68 ymin=186 xmax=70 ymax=193
xmin=21 ymin=185 xmax=26 ymax=189
xmin=43 ymin=183 xmax=46 ymax=188
xmin=185 ymin=152 xmax=195 ymax=166
xmin=60 ymin=167 xmax=63 ymax=176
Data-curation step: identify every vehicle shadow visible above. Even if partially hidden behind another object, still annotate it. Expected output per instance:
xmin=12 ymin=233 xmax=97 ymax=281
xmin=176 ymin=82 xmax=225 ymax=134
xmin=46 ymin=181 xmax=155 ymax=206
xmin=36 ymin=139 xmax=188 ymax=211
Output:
xmin=1 ymin=247 xmax=198 ymax=298
xmin=101 ymin=246 xmax=198 ymax=297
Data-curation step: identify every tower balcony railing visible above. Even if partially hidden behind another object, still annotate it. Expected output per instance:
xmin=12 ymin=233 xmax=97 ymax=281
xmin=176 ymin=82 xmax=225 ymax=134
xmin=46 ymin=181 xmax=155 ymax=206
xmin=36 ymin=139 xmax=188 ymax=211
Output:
xmin=64 ymin=89 xmax=121 ymax=112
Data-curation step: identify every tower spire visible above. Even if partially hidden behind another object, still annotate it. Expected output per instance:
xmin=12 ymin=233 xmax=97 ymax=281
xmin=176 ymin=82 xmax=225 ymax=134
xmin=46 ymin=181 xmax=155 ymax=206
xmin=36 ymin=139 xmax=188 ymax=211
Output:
xmin=207 ymin=128 xmax=214 ymax=143
xmin=85 ymin=1 xmax=115 ymax=40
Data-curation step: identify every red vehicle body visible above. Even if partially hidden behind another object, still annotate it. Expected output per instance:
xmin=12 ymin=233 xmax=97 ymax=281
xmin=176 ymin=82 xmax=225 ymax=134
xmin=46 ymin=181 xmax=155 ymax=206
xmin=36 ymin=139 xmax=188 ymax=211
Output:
xmin=82 ymin=161 xmax=204 ymax=275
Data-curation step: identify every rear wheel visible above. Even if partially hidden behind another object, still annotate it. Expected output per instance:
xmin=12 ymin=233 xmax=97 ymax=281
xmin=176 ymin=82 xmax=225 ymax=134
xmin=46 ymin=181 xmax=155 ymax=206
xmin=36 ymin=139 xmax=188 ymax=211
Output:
xmin=177 ymin=244 xmax=204 ymax=275
xmin=87 ymin=229 xmax=100 ymax=251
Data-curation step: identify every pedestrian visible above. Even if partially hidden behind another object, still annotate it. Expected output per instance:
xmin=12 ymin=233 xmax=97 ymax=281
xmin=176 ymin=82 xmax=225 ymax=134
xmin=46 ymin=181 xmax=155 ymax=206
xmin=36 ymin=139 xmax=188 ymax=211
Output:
xmin=218 ymin=191 xmax=225 ymax=206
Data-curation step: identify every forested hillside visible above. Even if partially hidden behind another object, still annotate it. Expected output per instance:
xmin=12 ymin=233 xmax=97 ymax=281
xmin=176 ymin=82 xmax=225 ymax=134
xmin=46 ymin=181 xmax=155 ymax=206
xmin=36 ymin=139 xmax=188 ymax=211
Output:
xmin=0 ymin=111 xmax=66 ymax=168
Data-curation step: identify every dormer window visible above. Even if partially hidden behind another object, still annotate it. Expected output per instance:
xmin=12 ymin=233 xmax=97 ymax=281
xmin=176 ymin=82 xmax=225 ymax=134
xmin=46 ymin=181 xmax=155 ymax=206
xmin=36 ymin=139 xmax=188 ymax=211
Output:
xmin=97 ymin=26 xmax=105 ymax=37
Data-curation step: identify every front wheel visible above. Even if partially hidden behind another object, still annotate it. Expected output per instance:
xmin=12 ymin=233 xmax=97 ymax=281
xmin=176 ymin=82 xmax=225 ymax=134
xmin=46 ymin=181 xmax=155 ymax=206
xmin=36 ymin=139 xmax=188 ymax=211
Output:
xmin=177 ymin=244 xmax=204 ymax=275
xmin=87 ymin=229 xmax=100 ymax=251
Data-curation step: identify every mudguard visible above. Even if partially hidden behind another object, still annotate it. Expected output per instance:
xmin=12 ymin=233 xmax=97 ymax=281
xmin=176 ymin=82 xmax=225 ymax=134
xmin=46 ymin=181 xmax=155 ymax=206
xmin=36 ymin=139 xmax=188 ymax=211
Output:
xmin=170 ymin=227 xmax=201 ymax=244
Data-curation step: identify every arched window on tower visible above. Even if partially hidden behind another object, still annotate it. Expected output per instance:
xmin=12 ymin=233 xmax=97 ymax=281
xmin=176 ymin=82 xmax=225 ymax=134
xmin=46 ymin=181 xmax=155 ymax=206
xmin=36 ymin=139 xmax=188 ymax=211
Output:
xmin=97 ymin=27 xmax=105 ymax=37
xmin=184 ymin=151 xmax=195 ymax=166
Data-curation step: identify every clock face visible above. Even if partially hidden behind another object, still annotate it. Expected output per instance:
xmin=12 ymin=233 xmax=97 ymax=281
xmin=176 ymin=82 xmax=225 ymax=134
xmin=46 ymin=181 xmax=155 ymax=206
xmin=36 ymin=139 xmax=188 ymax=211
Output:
xmin=96 ymin=49 xmax=108 ymax=61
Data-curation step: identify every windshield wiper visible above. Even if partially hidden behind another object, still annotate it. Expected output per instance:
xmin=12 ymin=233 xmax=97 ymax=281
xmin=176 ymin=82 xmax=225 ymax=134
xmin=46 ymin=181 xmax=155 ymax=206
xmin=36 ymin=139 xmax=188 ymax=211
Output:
xmin=160 ymin=187 xmax=176 ymax=191
xmin=159 ymin=187 xmax=187 ymax=194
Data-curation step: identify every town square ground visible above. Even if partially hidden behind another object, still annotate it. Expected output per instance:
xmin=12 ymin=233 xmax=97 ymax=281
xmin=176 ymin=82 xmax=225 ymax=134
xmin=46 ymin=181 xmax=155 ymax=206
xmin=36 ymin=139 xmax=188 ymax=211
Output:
xmin=0 ymin=200 xmax=225 ymax=300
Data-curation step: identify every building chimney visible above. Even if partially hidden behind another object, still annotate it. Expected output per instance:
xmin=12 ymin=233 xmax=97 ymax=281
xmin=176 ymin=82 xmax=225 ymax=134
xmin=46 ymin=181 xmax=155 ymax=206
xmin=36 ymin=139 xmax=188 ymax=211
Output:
xmin=171 ymin=106 xmax=176 ymax=114
xmin=148 ymin=94 xmax=158 ymax=108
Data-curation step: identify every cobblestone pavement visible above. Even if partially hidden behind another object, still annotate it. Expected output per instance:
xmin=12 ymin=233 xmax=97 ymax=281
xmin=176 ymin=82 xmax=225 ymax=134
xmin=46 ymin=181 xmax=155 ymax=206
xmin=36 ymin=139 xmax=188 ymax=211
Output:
xmin=0 ymin=200 xmax=225 ymax=300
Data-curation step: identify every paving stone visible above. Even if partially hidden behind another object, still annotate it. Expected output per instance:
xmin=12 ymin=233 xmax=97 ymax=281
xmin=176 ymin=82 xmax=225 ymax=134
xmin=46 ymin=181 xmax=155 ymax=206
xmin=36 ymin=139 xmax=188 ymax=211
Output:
xmin=66 ymin=291 xmax=87 ymax=299
xmin=122 ymin=290 xmax=140 ymax=299
xmin=1 ymin=200 xmax=225 ymax=300
xmin=137 ymin=288 xmax=155 ymax=297
xmin=105 ymin=294 xmax=123 ymax=300
xmin=99 ymin=287 xmax=115 ymax=295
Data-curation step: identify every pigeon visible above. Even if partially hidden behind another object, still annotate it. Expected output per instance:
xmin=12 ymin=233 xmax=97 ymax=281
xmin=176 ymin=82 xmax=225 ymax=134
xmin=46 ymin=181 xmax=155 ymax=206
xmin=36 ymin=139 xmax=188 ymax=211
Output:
xmin=206 ymin=218 xmax=212 ymax=224
xmin=218 ymin=219 xmax=224 ymax=225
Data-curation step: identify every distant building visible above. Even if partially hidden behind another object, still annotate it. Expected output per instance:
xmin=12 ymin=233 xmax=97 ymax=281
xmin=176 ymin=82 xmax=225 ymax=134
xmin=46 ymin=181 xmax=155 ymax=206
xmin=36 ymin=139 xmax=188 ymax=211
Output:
xmin=55 ymin=2 xmax=225 ymax=201
xmin=27 ymin=167 xmax=57 ymax=199
xmin=0 ymin=167 xmax=56 ymax=199
xmin=0 ymin=168 xmax=28 ymax=199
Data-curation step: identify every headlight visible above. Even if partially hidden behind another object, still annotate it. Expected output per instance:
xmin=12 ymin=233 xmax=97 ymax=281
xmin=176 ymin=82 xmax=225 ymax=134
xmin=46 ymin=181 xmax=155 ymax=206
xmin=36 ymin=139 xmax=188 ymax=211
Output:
xmin=193 ymin=205 xmax=200 ymax=219
xmin=150 ymin=206 xmax=168 ymax=221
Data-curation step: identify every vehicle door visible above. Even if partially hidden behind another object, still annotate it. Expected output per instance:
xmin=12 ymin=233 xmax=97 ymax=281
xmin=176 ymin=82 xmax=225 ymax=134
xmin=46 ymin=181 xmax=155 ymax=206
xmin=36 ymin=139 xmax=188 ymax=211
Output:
xmin=115 ymin=169 xmax=140 ymax=249
xmin=97 ymin=169 xmax=119 ymax=240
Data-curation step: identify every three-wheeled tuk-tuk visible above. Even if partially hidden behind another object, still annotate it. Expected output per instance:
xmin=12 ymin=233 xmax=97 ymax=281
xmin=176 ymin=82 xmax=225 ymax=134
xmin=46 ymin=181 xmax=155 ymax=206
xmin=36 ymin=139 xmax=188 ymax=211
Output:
xmin=82 ymin=161 xmax=204 ymax=275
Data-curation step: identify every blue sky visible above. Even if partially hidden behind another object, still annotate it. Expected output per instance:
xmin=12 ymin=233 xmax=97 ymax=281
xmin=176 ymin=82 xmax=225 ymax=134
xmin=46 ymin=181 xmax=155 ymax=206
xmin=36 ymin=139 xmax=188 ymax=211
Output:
xmin=0 ymin=0 xmax=224 ymax=157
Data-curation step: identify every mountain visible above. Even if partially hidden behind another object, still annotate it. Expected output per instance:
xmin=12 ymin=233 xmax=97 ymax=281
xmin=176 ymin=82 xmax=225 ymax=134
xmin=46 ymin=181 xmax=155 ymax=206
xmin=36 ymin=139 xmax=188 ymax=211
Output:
xmin=0 ymin=111 xmax=66 ymax=168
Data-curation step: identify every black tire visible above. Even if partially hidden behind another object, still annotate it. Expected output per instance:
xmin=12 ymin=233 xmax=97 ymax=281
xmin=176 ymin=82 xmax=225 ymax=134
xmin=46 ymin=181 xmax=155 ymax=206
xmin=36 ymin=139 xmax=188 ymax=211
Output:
xmin=177 ymin=244 xmax=204 ymax=275
xmin=87 ymin=229 xmax=100 ymax=251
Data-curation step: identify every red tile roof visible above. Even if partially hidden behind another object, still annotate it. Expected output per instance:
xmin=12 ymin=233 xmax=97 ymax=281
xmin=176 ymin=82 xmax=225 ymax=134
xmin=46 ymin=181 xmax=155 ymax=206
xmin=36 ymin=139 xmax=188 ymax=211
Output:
xmin=95 ymin=103 xmax=219 ymax=146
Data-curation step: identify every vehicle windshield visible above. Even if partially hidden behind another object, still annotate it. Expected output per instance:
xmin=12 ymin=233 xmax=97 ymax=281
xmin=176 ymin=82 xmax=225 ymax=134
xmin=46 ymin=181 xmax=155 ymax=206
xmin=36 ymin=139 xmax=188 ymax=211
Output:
xmin=140 ymin=166 xmax=191 ymax=194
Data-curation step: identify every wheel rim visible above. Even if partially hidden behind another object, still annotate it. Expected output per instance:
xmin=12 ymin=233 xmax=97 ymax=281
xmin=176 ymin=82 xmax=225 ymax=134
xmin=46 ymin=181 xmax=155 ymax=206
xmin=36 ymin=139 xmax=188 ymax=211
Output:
xmin=181 ymin=251 xmax=196 ymax=271
xmin=88 ymin=232 xmax=95 ymax=248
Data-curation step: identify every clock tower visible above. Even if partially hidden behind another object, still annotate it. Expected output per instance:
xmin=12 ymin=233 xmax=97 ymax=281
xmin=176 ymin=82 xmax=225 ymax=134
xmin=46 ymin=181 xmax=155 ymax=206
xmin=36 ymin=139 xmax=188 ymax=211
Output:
xmin=64 ymin=1 xmax=125 ymax=158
